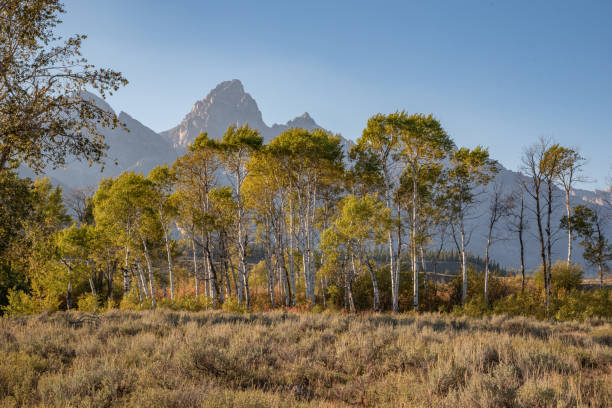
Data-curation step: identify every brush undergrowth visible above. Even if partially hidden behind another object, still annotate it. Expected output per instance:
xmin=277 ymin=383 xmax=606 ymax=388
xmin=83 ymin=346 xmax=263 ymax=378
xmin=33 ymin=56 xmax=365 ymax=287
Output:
xmin=0 ymin=310 xmax=610 ymax=407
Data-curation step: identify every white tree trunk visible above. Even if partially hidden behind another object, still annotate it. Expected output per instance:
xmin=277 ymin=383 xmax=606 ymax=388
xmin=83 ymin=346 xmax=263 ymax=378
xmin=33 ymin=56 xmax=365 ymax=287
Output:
xmin=364 ymin=257 xmax=380 ymax=312
xmin=565 ymin=189 xmax=572 ymax=264
xmin=460 ymin=217 xmax=468 ymax=304
xmin=388 ymin=230 xmax=397 ymax=313
xmin=141 ymin=238 xmax=156 ymax=308
xmin=123 ymin=242 xmax=131 ymax=296
xmin=412 ymin=171 xmax=419 ymax=311
xmin=288 ymin=196 xmax=296 ymax=304
xmin=484 ymin=233 xmax=491 ymax=305
xmin=192 ymin=238 xmax=199 ymax=297
xmin=135 ymin=261 xmax=147 ymax=301
xmin=162 ymin=224 xmax=174 ymax=299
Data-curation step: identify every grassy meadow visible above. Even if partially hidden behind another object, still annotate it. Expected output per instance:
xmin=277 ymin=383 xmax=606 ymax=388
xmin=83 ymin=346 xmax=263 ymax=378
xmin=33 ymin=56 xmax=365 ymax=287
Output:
xmin=0 ymin=310 xmax=610 ymax=407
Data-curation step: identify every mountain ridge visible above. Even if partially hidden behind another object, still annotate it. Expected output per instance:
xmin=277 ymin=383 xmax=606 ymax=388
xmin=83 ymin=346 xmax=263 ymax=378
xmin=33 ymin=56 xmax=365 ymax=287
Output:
xmin=160 ymin=79 xmax=328 ymax=150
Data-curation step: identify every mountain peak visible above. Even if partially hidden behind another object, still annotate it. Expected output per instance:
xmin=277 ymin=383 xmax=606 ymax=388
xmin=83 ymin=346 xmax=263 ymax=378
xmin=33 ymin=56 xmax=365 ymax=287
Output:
xmin=286 ymin=111 xmax=318 ymax=129
xmin=215 ymin=78 xmax=243 ymax=90
xmin=206 ymin=79 xmax=245 ymax=100
xmin=161 ymin=80 xmax=336 ymax=149
xmin=163 ymin=79 xmax=266 ymax=148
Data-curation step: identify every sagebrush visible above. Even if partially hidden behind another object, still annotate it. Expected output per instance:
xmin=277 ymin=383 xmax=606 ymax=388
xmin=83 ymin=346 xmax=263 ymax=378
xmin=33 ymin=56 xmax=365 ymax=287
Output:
xmin=0 ymin=310 xmax=610 ymax=407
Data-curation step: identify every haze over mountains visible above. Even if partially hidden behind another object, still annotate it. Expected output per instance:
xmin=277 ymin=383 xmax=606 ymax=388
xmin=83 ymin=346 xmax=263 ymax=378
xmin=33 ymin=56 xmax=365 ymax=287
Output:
xmin=20 ymin=79 xmax=329 ymax=189
xmin=20 ymin=79 xmax=612 ymax=273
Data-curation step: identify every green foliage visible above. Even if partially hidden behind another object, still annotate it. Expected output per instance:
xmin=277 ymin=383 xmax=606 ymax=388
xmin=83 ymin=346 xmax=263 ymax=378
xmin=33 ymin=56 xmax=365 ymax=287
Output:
xmin=446 ymin=146 xmax=499 ymax=211
xmin=562 ymin=204 xmax=612 ymax=283
xmin=1 ymin=289 xmax=41 ymax=316
xmin=76 ymin=293 xmax=101 ymax=314
xmin=325 ymin=285 xmax=343 ymax=309
xmin=221 ymin=296 xmax=247 ymax=313
xmin=270 ymin=128 xmax=343 ymax=167
xmin=0 ymin=264 xmax=29 ymax=312
xmin=0 ymin=0 xmax=127 ymax=173
xmin=0 ymin=175 xmax=70 ymax=311
xmin=554 ymin=289 xmax=612 ymax=321
xmin=220 ymin=124 xmax=264 ymax=151
xmin=447 ymin=268 xmax=511 ymax=306
xmin=118 ymin=291 xmax=154 ymax=311
xmin=493 ymin=291 xmax=546 ymax=319
xmin=534 ymin=261 xmax=583 ymax=292
xmin=0 ymin=171 xmax=32 ymax=254
xmin=454 ymin=295 xmax=490 ymax=317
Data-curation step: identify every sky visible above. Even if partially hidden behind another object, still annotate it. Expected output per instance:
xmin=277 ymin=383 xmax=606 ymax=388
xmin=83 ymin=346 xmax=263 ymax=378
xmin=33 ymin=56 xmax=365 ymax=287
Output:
xmin=59 ymin=0 xmax=612 ymax=189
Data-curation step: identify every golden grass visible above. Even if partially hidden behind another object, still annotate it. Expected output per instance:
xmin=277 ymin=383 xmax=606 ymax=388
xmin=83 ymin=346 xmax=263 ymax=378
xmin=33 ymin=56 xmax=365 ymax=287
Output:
xmin=0 ymin=310 xmax=610 ymax=407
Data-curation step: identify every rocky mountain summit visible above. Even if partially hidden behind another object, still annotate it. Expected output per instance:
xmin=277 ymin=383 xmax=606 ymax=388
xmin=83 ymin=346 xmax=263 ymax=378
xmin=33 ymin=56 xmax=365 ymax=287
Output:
xmin=161 ymin=79 xmax=324 ymax=150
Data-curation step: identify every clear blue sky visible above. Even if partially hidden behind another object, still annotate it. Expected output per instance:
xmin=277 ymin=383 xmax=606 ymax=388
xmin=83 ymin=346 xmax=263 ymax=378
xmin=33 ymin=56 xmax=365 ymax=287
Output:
xmin=59 ymin=0 xmax=612 ymax=189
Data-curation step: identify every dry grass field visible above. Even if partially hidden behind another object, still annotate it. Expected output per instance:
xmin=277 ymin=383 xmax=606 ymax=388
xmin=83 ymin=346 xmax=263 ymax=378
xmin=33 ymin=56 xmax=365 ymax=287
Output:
xmin=0 ymin=310 xmax=610 ymax=407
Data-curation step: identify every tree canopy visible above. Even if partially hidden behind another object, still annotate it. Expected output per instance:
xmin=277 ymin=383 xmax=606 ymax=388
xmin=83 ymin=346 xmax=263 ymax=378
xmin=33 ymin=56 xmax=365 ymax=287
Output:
xmin=0 ymin=0 xmax=127 ymax=172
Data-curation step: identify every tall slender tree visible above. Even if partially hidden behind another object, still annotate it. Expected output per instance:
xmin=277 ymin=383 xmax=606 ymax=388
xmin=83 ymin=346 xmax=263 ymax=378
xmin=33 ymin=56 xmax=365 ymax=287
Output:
xmin=321 ymin=194 xmax=390 ymax=312
xmin=521 ymin=138 xmax=553 ymax=313
xmin=446 ymin=146 xmax=498 ymax=304
xmin=483 ymin=183 xmax=513 ymax=305
xmin=508 ymin=181 xmax=529 ymax=292
xmin=214 ymin=125 xmax=263 ymax=308
xmin=148 ymin=165 xmax=177 ymax=299
xmin=554 ymin=148 xmax=586 ymax=264
xmin=92 ymin=172 xmax=154 ymax=300
xmin=172 ymin=132 xmax=221 ymax=303
xmin=398 ymin=114 xmax=454 ymax=311
xmin=270 ymin=128 xmax=344 ymax=304
xmin=353 ymin=113 xmax=404 ymax=313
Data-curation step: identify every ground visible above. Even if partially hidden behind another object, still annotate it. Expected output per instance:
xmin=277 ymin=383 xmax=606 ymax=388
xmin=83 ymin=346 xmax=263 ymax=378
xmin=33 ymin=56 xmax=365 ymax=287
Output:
xmin=0 ymin=310 xmax=610 ymax=407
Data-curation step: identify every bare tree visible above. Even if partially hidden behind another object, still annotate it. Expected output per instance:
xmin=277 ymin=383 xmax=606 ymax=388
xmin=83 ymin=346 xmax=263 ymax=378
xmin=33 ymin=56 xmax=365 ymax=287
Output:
xmin=508 ymin=180 xmax=529 ymax=292
xmin=447 ymin=147 xmax=497 ymax=303
xmin=542 ymin=143 xmax=565 ymax=309
xmin=521 ymin=137 xmax=557 ymax=314
xmin=484 ymin=183 xmax=514 ymax=305
xmin=65 ymin=186 xmax=95 ymax=224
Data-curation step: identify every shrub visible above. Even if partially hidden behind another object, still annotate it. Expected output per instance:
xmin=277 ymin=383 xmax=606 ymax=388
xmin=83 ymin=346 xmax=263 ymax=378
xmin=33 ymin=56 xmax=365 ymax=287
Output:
xmin=326 ymin=284 xmax=343 ymax=309
xmin=493 ymin=290 xmax=546 ymax=319
xmin=221 ymin=296 xmax=246 ymax=313
xmin=0 ymin=310 xmax=610 ymax=406
xmin=77 ymin=293 xmax=101 ymax=314
xmin=105 ymin=299 xmax=118 ymax=311
xmin=554 ymin=289 xmax=612 ymax=320
xmin=453 ymin=295 xmax=489 ymax=317
xmin=447 ymin=267 xmax=512 ymax=309
xmin=119 ymin=290 xmax=154 ymax=311
xmin=1 ymin=289 xmax=41 ymax=316
xmin=535 ymin=261 xmax=583 ymax=292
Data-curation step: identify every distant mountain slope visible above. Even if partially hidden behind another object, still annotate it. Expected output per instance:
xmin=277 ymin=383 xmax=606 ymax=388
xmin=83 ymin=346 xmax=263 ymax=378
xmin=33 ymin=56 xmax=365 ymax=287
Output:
xmin=450 ymin=165 xmax=612 ymax=276
xmin=19 ymin=92 xmax=179 ymax=189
